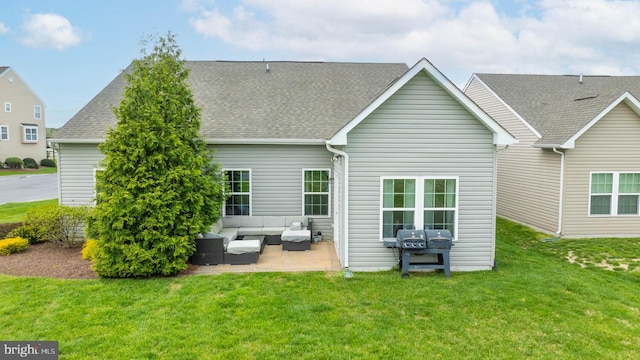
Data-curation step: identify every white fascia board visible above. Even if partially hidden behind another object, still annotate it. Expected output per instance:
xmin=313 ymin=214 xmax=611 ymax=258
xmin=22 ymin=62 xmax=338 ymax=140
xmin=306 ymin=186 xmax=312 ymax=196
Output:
xmin=562 ymin=91 xmax=640 ymax=148
xmin=49 ymin=138 xmax=105 ymax=144
xmin=51 ymin=138 xmax=327 ymax=146
xmin=330 ymin=58 xmax=516 ymax=146
xmin=469 ymin=74 xmax=542 ymax=139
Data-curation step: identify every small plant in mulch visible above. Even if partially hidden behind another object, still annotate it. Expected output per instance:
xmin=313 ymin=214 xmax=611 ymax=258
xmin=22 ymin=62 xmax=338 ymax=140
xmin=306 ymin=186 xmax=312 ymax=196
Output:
xmin=0 ymin=237 xmax=29 ymax=255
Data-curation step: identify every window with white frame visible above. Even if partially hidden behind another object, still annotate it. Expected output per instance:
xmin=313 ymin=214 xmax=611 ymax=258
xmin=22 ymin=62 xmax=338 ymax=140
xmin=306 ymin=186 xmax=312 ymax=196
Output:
xmin=23 ymin=126 xmax=38 ymax=142
xmin=4 ymin=103 xmax=10 ymax=112
xmin=34 ymin=105 xmax=42 ymax=120
xmin=423 ymin=178 xmax=457 ymax=235
xmin=590 ymin=172 xmax=640 ymax=216
xmin=224 ymin=169 xmax=251 ymax=216
xmin=381 ymin=177 xmax=458 ymax=239
xmin=0 ymin=126 xmax=8 ymax=140
xmin=303 ymin=169 xmax=330 ymax=216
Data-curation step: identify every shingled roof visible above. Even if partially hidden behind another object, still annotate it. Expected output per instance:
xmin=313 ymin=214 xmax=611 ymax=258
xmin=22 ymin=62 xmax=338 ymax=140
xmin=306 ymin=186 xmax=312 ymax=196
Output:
xmin=474 ymin=74 xmax=640 ymax=147
xmin=54 ymin=61 xmax=408 ymax=143
xmin=0 ymin=67 xmax=9 ymax=75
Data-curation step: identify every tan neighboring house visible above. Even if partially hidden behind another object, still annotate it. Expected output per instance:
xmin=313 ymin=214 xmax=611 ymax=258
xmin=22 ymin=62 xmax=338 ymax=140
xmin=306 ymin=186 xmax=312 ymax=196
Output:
xmin=0 ymin=66 xmax=47 ymax=163
xmin=465 ymin=74 xmax=640 ymax=238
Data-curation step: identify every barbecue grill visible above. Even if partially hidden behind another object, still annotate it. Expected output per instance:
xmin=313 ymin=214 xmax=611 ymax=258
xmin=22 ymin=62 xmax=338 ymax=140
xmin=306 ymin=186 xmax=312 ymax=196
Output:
xmin=384 ymin=228 xmax=453 ymax=277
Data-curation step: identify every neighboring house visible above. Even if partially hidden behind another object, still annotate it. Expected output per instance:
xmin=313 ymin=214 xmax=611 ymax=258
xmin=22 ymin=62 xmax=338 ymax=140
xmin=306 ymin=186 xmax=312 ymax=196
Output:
xmin=0 ymin=67 xmax=47 ymax=163
xmin=52 ymin=59 xmax=515 ymax=271
xmin=465 ymin=74 xmax=640 ymax=238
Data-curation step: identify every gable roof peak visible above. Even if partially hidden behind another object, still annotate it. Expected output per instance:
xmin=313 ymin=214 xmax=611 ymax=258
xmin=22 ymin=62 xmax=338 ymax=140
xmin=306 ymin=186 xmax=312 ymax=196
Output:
xmin=474 ymin=73 xmax=640 ymax=148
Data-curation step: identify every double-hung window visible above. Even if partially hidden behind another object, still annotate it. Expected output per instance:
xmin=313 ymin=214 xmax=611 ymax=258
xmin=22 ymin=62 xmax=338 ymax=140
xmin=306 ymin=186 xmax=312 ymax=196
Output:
xmin=382 ymin=178 xmax=416 ymax=238
xmin=23 ymin=125 xmax=38 ymax=142
xmin=34 ymin=105 xmax=42 ymax=120
xmin=423 ymin=178 xmax=457 ymax=234
xmin=303 ymin=169 xmax=330 ymax=216
xmin=224 ymin=169 xmax=251 ymax=216
xmin=4 ymin=102 xmax=10 ymax=112
xmin=0 ymin=125 xmax=8 ymax=140
xmin=590 ymin=172 xmax=640 ymax=216
xmin=381 ymin=177 xmax=458 ymax=239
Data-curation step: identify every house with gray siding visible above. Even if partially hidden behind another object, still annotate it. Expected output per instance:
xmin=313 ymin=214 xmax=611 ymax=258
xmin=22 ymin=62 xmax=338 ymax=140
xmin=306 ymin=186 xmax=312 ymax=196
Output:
xmin=465 ymin=74 xmax=640 ymax=238
xmin=52 ymin=59 xmax=514 ymax=272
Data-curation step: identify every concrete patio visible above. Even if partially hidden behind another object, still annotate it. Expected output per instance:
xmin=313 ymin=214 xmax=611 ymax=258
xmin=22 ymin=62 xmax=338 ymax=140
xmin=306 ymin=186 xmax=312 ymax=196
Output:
xmin=193 ymin=240 xmax=342 ymax=274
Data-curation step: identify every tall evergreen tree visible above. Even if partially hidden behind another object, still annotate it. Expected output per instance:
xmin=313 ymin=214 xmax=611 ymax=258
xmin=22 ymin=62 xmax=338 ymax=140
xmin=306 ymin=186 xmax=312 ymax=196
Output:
xmin=89 ymin=34 xmax=225 ymax=277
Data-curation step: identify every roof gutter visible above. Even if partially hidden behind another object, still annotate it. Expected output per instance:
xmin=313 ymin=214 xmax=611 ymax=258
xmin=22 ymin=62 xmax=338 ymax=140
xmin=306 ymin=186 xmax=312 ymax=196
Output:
xmin=325 ymin=141 xmax=349 ymax=269
xmin=552 ymin=147 xmax=565 ymax=235
xmin=49 ymin=138 xmax=328 ymax=146
xmin=49 ymin=138 xmax=105 ymax=144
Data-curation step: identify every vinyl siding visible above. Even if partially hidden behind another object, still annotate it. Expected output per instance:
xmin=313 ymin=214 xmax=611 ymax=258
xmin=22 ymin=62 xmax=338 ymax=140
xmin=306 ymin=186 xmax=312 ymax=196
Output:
xmin=58 ymin=143 xmax=334 ymax=238
xmin=562 ymin=103 xmax=640 ymax=237
xmin=465 ymin=77 xmax=561 ymax=234
xmin=345 ymin=71 xmax=497 ymax=271
xmin=58 ymin=144 xmax=104 ymax=205
xmin=210 ymin=144 xmax=334 ymax=238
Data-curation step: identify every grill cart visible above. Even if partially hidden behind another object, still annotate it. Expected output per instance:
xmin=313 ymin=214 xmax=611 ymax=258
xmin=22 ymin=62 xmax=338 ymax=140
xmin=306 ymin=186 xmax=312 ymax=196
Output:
xmin=384 ymin=229 xmax=454 ymax=278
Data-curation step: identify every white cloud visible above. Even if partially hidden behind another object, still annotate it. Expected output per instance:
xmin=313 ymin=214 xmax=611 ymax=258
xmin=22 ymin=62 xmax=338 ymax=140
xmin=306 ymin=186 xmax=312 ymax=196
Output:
xmin=21 ymin=13 xmax=86 ymax=50
xmin=184 ymin=0 xmax=640 ymax=81
xmin=0 ymin=22 xmax=8 ymax=34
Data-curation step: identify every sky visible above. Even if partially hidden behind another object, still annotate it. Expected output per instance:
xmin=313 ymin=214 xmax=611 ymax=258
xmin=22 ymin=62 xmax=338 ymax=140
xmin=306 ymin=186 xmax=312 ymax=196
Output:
xmin=2 ymin=0 xmax=640 ymax=129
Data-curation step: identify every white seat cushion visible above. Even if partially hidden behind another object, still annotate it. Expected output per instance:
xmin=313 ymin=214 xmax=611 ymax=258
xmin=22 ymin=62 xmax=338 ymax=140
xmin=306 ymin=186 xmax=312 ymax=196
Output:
xmin=281 ymin=229 xmax=311 ymax=242
xmin=226 ymin=239 xmax=261 ymax=254
xmin=261 ymin=226 xmax=286 ymax=235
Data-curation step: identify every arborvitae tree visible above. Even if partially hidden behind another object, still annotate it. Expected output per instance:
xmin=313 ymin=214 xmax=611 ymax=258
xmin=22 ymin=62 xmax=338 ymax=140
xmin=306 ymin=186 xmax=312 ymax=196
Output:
xmin=89 ymin=34 xmax=225 ymax=277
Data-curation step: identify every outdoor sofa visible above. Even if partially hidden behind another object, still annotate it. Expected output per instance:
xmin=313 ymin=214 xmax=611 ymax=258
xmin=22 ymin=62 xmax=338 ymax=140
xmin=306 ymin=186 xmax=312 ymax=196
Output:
xmin=189 ymin=216 xmax=312 ymax=265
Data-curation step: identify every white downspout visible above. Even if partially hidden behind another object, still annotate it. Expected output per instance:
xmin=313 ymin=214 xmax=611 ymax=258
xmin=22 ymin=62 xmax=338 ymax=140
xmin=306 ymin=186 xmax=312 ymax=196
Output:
xmin=552 ymin=147 xmax=565 ymax=235
xmin=326 ymin=141 xmax=349 ymax=268
xmin=493 ymin=145 xmax=510 ymax=268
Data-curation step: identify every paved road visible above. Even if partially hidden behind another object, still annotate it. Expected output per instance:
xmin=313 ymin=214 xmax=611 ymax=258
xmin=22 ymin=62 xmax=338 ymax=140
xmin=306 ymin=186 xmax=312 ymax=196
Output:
xmin=0 ymin=173 xmax=58 ymax=205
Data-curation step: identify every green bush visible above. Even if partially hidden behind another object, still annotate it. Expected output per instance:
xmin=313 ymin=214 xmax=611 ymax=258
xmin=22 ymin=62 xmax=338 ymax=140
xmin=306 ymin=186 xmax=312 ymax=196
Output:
xmin=55 ymin=206 xmax=89 ymax=248
xmin=0 ymin=237 xmax=29 ymax=255
xmin=7 ymin=204 xmax=89 ymax=247
xmin=23 ymin=158 xmax=39 ymax=169
xmin=89 ymin=34 xmax=225 ymax=278
xmin=5 ymin=157 xmax=23 ymax=169
xmin=0 ymin=222 xmax=23 ymax=239
xmin=7 ymin=211 xmax=52 ymax=244
xmin=40 ymin=159 xmax=56 ymax=167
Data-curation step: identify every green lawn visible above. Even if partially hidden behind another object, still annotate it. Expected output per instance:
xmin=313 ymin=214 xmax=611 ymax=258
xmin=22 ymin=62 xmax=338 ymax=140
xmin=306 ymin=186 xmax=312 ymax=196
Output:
xmin=1 ymin=218 xmax=639 ymax=359
xmin=0 ymin=199 xmax=58 ymax=223
xmin=0 ymin=167 xmax=57 ymax=176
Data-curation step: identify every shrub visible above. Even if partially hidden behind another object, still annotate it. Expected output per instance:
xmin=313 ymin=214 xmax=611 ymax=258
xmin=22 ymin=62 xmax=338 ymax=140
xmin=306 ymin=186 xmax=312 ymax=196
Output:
xmin=40 ymin=159 xmax=56 ymax=167
xmin=0 ymin=237 xmax=29 ymax=255
xmin=23 ymin=158 xmax=39 ymax=169
xmin=82 ymin=239 xmax=98 ymax=261
xmin=7 ymin=224 xmax=46 ymax=244
xmin=5 ymin=157 xmax=23 ymax=169
xmin=55 ymin=206 xmax=90 ymax=248
xmin=8 ymin=204 xmax=89 ymax=247
xmin=0 ymin=222 xmax=23 ymax=239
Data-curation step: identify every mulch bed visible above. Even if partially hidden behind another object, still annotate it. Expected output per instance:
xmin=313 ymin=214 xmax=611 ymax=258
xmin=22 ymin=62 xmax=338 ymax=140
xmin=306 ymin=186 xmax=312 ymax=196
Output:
xmin=0 ymin=242 xmax=97 ymax=279
xmin=0 ymin=242 xmax=197 ymax=280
